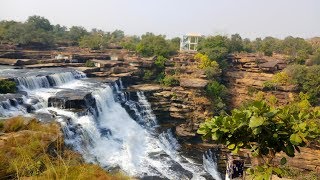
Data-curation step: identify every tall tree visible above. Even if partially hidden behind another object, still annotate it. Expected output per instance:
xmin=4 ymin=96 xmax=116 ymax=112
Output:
xmin=229 ymin=34 xmax=244 ymax=53
xmin=68 ymin=26 xmax=89 ymax=45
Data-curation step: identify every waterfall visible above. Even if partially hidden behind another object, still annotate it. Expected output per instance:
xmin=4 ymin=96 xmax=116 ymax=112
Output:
xmin=203 ymin=150 xmax=222 ymax=180
xmin=15 ymin=76 xmax=51 ymax=90
xmin=15 ymin=71 xmax=86 ymax=90
xmin=0 ymin=72 xmax=222 ymax=179
xmin=0 ymin=98 xmax=28 ymax=117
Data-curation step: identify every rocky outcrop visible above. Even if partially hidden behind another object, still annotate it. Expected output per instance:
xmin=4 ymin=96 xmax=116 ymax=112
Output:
xmin=128 ymin=82 xmax=212 ymax=140
xmin=48 ymin=89 xmax=95 ymax=110
xmin=0 ymin=58 xmax=38 ymax=66
xmin=180 ymin=78 xmax=208 ymax=88
xmin=225 ymin=71 xmax=297 ymax=108
xmin=275 ymin=147 xmax=320 ymax=172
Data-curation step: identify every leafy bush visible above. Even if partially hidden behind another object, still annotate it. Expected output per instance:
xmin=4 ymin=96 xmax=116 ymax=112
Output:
xmin=85 ymin=60 xmax=95 ymax=67
xmin=194 ymin=53 xmax=221 ymax=80
xmin=284 ymin=65 xmax=320 ymax=104
xmin=136 ymin=33 xmax=175 ymax=57
xmin=206 ymin=81 xmax=228 ymax=100
xmin=143 ymin=70 xmax=154 ymax=81
xmin=194 ymin=53 xmax=219 ymax=69
xmin=204 ymin=66 xmax=221 ymax=80
xmin=156 ymin=72 xmax=165 ymax=83
xmin=161 ymin=75 xmax=179 ymax=86
xmin=311 ymin=49 xmax=320 ymax=65
xmin=206 ymin=81 xmax=228 ymax=114
xmin=263 ymin=71 xmax=290 ymax=90
xmin=0 ymin=80 xmax=16 ymax=94
xmin=198 ymin=96 xmax=320 ymax=179
xmin=154 ymin=56 xmax=167 ymax=69
xmin=79 ymin=33 xmax=109 ymax=50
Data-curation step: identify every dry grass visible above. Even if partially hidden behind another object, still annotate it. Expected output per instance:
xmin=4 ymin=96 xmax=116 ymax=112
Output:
xmin=0 ymin=116 xmax=130 ymax=180
xmin=2 ymin=116 xmax=26 ymax=132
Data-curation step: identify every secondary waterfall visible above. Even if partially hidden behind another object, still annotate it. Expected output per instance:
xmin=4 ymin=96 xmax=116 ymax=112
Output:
xmin=0 ymin=70 xmax=221 ymax=179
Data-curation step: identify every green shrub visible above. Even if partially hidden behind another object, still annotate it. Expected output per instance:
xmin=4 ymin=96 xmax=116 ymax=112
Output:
xmin=85 ymin=60 xmax=95 ymax=67
xmin=156 ymin=72 xmax=165 ymax=83
xmin=154 ymin=56 xmax=167 ymax=69
xmin=161 ymin=75 xmax=179 ymax=86
xmin=284 ymin=65 xmax=320 ymax=104
xmin=198 ymin=97 xmax=320 ymax=179
xmin=0 ymin=80 xmax=16 ymax=94
xmin=247 ymin=86 xmax=258 ymax=96
xmin=204 ymin=66 xmax=221 ymax=80
xmin=143 ymin=70 xmax=154 ymax=81
xmin=311 ymin=49 xmax=320 ymax=65
xmin=206 ymin=81 xmax=228 ymax=100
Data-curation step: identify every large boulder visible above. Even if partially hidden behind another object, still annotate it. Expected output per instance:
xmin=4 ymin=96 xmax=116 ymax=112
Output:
xmin=48 ymin=90 xmax=95 ymax=110
xmin=128 ymin=84 xmax=162 ymax=92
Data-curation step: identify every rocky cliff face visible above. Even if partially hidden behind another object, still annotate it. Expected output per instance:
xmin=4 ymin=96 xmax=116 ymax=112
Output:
xmin=225 ymin=71 xmax=296 ymax=108
xmin=225 ymin=54 xmax=296 ymax=108
xmin=127 ymin=53 xmax=213 ymax=141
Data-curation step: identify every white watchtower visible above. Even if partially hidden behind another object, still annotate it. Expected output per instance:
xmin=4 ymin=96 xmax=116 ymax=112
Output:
xmin=180 ymin=33 xmax=201 ymax=51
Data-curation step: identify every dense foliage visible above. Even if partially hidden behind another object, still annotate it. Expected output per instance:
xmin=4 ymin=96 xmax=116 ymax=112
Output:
xmin=136 ymin=33 xmax=178 ymax=57
xmin=198 ymin=95 xmax=320 ymax=179
xmin=0 ymin=16 xmax=121 ymax=49
xmin=160 ymin=75 xmax=179 ymax=87
xmin=264 ymin=65 xmax=320 ymax=105
xmin=197 ymin=34 xmax=316 ymax=67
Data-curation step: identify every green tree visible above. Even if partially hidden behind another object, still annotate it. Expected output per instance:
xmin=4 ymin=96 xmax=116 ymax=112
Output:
xmin=311 ymin=49 xmax=320 ymax=65
xmin=252 ymin=37 xmax=263 ymax=52
xmin=136 ymin=33 xmax=175 ymax=57
xmin=20 ymin=15 xmax=54 ymax=46
xmin=154 ymin=56 xmax=167 ymax=69
xmin=243 ymin=38 xmax=253 ymax=53
xmin=168 ymin=37 xmax=181 ymax=52
xmin=52 ymin=24 xmax=68 ymax=45
xmin=68 ymin=26 xmax=89 ymax=45
xmin=229 ymin=34 xmax=244 ymax=53
xmin=0 ymin=21 xmax=24 ymax=44
xmin=25 ymin=15 xmax=53 ymax=31
xmin=79 ymin=32 xmax=109 ymax=50
xmin=109 ymin=29 xmax=124 ymax=43
xmin=198 ymin=97 xmax=320 ymax=179
xmin=284 ymin=65 xmax=320 ymax=103
xmin=260 ymin=37 xmax=281 ymax=56
xmin=282 ymin=36 xmax=312 ymax=64
xmin=120 ymin=35 xmax=140 ymax=51
xmin=198 ymin=35 xmax=230 ymax=63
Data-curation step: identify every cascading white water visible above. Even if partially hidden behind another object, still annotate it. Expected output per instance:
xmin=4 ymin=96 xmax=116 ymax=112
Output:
xmin=0 ymin=98 xmax=28 ymax=117
xmin=203 ymin=150 xmax=222 ymax=180
xmin=0 ymin=72 xmax=222 ymax=179
xmin=137 ymin=91 xmax=157 ymax=127
xmin=15 ymin=76 xmax=51 ymax=90
xmin=14 ymin=71 xmax=86 ymax=90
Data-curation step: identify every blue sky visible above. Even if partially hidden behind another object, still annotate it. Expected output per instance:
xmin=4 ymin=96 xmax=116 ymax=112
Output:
xmin=0 ymin=0 xmax=319 ymax=39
